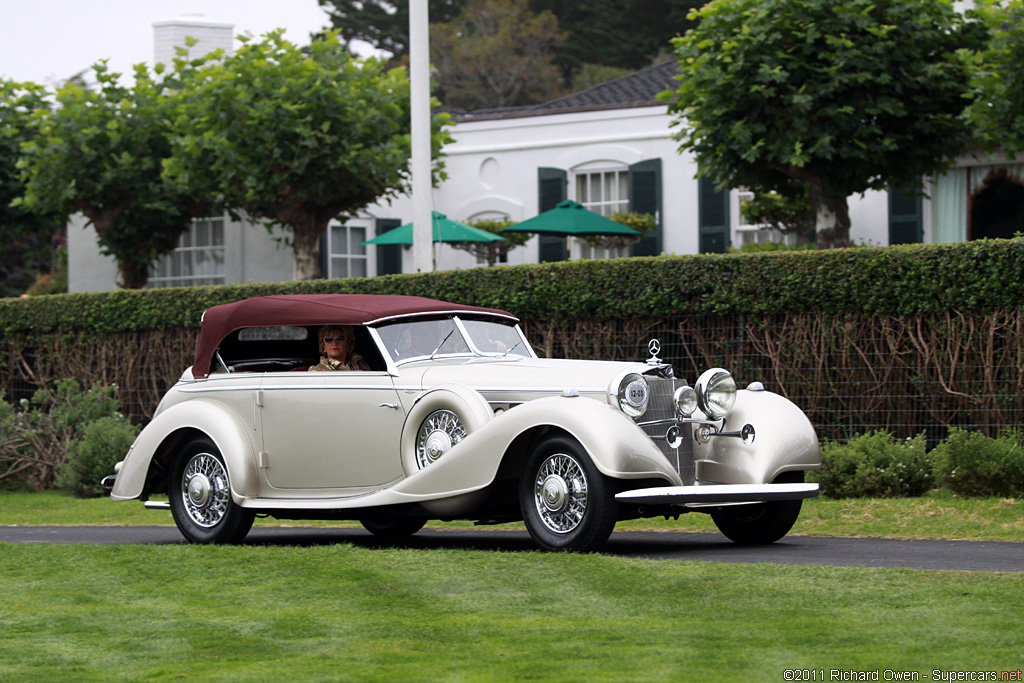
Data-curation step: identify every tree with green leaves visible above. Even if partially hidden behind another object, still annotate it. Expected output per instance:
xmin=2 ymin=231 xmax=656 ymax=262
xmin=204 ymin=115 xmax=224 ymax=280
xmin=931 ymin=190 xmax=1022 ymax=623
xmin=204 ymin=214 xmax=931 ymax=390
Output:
xmin=0 ymin=79 xmax=62 ymax=297
xmin=167 ymin=31 xmax=452 ymax=280
xmin=318 ymin=0 xmax=467 ymax=59
xmin=430 ymin=0 xmax=564 ymax=110
xmin=449 ymin=218 xmax=530 ymax=266
xmin=969 ymin=0 xmax=1024 ymax=158
xmin=663 ymin=0 xmax=988 ymax=248
xmin=531 ymin=0 xmax=700 ymax=79
xmin=18 ymin=63 xmax=207 ymax=289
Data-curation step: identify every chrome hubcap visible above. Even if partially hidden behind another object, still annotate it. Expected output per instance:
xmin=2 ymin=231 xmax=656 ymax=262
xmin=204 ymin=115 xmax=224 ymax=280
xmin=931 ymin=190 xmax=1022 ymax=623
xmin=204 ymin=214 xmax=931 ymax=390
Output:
xmin=188 ymin=474 xmax=212 ymax=507
xmin=415 ymin=410 xmax=466 ymax=469
xmin=181 ymin=452 xmax=230 ymax=528
xmin=533 ymin=453 xmax=588 ymax=534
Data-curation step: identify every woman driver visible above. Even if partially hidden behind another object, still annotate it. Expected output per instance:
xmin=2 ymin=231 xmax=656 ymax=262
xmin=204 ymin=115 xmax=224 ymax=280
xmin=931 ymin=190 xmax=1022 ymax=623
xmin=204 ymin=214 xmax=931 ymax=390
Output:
xmin=309 ymin=325 xmax=370 ymax=371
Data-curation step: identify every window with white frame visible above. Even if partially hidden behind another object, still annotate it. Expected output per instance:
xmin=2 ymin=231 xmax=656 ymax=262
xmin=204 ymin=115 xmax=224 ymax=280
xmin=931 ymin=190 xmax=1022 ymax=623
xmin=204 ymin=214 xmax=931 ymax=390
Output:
xmin=733 ymin=190 xmax=799 ymax=247
xmin=148 ymin=217 xmax=226 ymax=288
xmin=574 ymin=164 xmax=629 ymax=259
xmin=325 ymin=223 xmax=368 ymax=279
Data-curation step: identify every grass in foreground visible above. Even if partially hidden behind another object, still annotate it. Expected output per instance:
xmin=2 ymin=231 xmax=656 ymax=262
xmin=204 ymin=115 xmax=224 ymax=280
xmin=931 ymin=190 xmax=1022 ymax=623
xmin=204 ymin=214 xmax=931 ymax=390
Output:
xmin=0 ymin=543 xmax=1021 ymax=682
xmin=2 ymin=490 xmax=1022 ymax=542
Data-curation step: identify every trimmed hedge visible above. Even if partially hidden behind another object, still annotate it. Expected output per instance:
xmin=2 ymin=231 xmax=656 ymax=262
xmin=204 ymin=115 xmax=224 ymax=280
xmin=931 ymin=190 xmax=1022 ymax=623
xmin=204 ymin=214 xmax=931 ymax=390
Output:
xmin=2 ymin=239 xmax=1023 ymax=335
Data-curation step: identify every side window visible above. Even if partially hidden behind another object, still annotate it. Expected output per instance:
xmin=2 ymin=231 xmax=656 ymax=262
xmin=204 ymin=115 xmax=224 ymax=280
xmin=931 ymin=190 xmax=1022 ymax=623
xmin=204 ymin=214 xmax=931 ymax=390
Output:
xmin=149 ymin=216 xmax=226 ymax=288
xmin=574 ymin=164 xmax=628 ymax=260
xmin=324 ymin=223 xmax=369 ymax=278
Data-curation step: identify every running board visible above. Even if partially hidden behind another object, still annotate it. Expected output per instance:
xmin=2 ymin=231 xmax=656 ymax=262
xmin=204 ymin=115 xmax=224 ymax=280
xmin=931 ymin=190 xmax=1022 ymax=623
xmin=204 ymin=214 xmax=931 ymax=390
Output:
xmin=616 ymin=482 xmax=820 ymax=507
xmin=143 ymin=501 xmax=171 ymax=510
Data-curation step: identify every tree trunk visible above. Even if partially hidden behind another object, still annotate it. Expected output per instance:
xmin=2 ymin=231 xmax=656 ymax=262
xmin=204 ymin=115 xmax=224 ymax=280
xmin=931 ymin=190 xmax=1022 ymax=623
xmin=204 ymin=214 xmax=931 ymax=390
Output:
xmin=290 ymin=215 xmax=330 ymax=281
xmin=117 ymin=260 xmax=150 ymax=289
xmin=808 ymin=183 xmax=852 ymax=249
xmin=85 ymin=207 xmax=150 ymax=289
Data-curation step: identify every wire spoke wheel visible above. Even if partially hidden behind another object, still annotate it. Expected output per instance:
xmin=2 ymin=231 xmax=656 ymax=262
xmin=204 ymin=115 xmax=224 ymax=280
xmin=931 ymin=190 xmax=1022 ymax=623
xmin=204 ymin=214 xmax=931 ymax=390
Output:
xmin=533 ymin=452 xmax=589 ymax=534
xmin=415 ymin=409 xmax=467 ymax=469
xmin=169 ymin=437 xmax=254 ymax=544
xmin=181 ymin=452 xmax=231 ymax=528
xmin=519 ymin=436 xmax=617 ymax=552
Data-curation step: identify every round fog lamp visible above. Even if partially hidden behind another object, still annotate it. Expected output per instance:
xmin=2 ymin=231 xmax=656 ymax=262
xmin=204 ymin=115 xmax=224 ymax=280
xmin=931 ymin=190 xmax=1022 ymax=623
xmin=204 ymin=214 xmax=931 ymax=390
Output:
xmin=674 ymin=385 xmax=697 ymax=417
xmin=695 ymin=368 xmax=736 ymax=419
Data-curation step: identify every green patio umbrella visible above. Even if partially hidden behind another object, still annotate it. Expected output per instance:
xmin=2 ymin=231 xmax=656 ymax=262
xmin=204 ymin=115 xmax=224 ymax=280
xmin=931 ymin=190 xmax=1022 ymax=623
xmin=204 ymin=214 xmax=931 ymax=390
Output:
xmin=363 ymin=211 xmax=506 ymax=245
xmin=498 ymin=200 xmax=642 ymax=238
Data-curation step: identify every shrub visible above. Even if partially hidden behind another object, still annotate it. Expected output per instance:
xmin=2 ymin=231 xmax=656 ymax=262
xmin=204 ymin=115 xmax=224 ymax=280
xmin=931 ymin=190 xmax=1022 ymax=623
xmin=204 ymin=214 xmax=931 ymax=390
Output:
xmin=0 ymin=380 xmax=125 ymax=491
xmin=811 ymin=431 xmax=933 ymax=498
xmin=931 ymin=427 xmax=1024 ymax=497
xmin=56 ymin=415 xmax=140 ymax=498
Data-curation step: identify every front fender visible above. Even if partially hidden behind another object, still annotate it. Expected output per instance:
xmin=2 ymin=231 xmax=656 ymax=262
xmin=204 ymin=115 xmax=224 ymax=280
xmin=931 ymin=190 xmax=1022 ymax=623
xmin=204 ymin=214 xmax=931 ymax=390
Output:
xmin=110 ymin=399 xmax=260 ymax=503
xmin=696 ymin=389 xmax=820 ymax=485
xmin=389 ymin=394 xmax=680 ymax=502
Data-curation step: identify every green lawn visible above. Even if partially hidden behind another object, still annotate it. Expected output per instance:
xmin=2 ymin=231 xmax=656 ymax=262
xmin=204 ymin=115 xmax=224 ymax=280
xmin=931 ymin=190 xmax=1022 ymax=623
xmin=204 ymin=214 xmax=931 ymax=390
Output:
xmin=0 ymin=543 xmax=1021 ymax=682
xmin=1 ymin=491 xmax=1021 ymax=681
xmin=3 ymin=490 xmax=1022 ymax=542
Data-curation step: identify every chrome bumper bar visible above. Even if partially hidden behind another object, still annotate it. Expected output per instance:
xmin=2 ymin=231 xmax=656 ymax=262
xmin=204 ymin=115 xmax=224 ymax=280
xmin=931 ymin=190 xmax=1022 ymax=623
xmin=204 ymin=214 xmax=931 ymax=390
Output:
xmin=616 ymin=482 xmax=820 ymax=507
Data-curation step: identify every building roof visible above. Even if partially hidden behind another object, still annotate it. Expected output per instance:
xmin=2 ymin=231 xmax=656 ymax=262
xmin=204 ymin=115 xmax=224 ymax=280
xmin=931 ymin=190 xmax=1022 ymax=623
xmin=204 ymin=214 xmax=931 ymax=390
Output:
xmin=449 ymin=61 xmax=680 ymax=123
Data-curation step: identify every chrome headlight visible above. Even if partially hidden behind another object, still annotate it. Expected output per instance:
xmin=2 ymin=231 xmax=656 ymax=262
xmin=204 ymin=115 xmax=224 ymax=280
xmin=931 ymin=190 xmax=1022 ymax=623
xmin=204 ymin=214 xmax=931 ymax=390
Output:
xmin=617 ymin=373 xmax=649 ymax=418
xmin=695 ymin=368 xmax=736 ymax=419
xmin=673 ymin=385 xmax=697 ymax=417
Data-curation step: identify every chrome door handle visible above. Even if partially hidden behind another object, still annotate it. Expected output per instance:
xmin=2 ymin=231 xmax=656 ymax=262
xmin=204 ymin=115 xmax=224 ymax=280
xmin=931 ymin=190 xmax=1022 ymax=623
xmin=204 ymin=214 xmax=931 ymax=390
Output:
xmin=378 ymin=402 xmax=400 ymax=410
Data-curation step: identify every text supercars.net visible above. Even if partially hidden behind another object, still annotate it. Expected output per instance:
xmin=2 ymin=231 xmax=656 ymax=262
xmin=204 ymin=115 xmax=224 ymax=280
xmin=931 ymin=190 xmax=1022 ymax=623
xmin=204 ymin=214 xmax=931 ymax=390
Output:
xmin=783 ymin=670 xmax=1022 ymax=682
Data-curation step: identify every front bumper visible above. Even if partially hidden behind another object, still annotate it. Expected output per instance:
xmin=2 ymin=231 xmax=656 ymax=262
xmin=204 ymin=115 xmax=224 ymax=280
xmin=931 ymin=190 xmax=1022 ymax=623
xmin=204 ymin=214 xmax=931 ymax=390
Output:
xmin=616 ymin=482 xmax=819 ymax=507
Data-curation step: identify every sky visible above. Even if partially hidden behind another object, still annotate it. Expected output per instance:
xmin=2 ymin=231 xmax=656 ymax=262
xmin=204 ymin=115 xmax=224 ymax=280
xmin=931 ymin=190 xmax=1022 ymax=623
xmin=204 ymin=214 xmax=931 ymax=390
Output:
xmin=0 ymin=0 xmax=345 ymax=87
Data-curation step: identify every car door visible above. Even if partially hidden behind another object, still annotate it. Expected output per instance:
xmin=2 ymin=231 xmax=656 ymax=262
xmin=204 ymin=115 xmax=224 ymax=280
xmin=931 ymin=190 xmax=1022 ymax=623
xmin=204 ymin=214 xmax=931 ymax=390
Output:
xmin=257 ymin=370 xmax=406 ymax=491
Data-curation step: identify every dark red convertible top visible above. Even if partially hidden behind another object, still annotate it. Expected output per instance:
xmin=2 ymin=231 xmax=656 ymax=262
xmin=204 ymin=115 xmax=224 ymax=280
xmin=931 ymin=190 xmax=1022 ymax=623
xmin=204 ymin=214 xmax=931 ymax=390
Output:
xmin=192 ymin=294 xmax=516 ymax=378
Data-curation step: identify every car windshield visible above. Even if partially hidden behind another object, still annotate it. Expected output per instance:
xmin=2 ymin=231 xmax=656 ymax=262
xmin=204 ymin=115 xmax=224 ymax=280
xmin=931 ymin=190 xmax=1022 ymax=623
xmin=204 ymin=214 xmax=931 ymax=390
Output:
xmin=376 ymin=317 xmax=528 ymax=363
xmin=460 ymin=319 xmax=528 ymax=356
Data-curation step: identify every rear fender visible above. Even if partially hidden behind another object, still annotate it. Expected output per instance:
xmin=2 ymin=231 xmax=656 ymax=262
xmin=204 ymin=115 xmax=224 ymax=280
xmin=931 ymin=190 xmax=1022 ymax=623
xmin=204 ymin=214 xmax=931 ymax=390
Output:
xmin=110 ymin=399 xmax=259 ymax=503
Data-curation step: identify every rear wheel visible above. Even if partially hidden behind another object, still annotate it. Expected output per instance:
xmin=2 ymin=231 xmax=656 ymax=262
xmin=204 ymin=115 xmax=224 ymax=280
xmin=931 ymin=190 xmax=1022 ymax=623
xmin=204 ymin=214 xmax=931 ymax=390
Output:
xmin=711 ymin=471 xmax=805 ymax=545
xmin=359 ymin=517 xmax=427 ymax=538
xmin=168 ymin=437 xmax=254 ymax=544
xmin=519 ymin=436 xmax=617 ymax=552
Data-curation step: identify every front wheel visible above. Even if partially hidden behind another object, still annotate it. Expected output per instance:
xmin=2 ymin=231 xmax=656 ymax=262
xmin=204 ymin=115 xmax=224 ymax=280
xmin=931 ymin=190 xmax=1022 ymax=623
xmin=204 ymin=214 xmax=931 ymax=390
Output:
xmin=710 ymin=472 xmax=805 ymax=545
xmin=519 ymin=436 xmax=617 ymax=552
xmin=168 ymin=437 xmax=255 ymax=544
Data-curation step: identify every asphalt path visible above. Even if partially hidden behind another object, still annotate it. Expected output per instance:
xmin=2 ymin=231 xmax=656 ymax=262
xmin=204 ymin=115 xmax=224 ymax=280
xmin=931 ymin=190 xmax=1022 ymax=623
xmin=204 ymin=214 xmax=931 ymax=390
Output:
xmin=2 ymin=525 xmax=1021 ymax=572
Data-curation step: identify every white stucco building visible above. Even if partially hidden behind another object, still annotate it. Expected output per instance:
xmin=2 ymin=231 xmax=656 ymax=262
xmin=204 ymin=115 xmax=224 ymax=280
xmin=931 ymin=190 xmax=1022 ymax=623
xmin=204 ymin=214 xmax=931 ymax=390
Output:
xmin=67 ymin=17 xmax=1024 ymax=292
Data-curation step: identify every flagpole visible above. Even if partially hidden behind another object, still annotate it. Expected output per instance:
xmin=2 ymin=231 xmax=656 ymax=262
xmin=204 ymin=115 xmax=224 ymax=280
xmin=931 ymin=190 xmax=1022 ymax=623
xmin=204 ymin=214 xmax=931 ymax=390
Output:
xmin=410 ymin=0 xmax=434 ymax=272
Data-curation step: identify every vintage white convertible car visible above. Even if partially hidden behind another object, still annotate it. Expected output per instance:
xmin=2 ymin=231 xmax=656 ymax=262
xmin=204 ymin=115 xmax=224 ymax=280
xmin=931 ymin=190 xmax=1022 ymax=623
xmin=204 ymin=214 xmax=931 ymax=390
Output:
xmin=108 ymin=294 xmax=820 ymax=551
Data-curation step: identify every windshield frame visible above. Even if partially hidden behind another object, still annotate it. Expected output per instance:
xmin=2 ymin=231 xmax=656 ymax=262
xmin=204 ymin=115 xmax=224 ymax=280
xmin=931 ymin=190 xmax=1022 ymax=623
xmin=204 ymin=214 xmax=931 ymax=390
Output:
xmin=371 ymin=315 xmax=536 ymax=370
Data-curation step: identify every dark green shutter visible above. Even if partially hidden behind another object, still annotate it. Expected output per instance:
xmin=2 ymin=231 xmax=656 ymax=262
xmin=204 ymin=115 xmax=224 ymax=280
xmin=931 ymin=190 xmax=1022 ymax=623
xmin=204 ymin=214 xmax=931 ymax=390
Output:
xmin=375 ymin=218 xmax=402 ymax=275
xmin=698 ymin=177 xmax=730 ymax=253
xmin=889 ymin=186 xmax=922 ymax=244
xmin=629 ymin=159 xmax=662 ymax=256
xmin=537 ymin=167 xmax=567 ymax=262
xmin=318 ymin=230 xmax=328 ymax=278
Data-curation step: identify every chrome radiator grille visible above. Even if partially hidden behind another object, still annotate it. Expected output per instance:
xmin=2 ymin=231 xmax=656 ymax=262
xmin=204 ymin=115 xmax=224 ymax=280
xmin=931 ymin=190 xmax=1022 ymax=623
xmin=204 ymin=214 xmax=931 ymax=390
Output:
xmin=637 ymin=376 xmax=695 ymax=483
